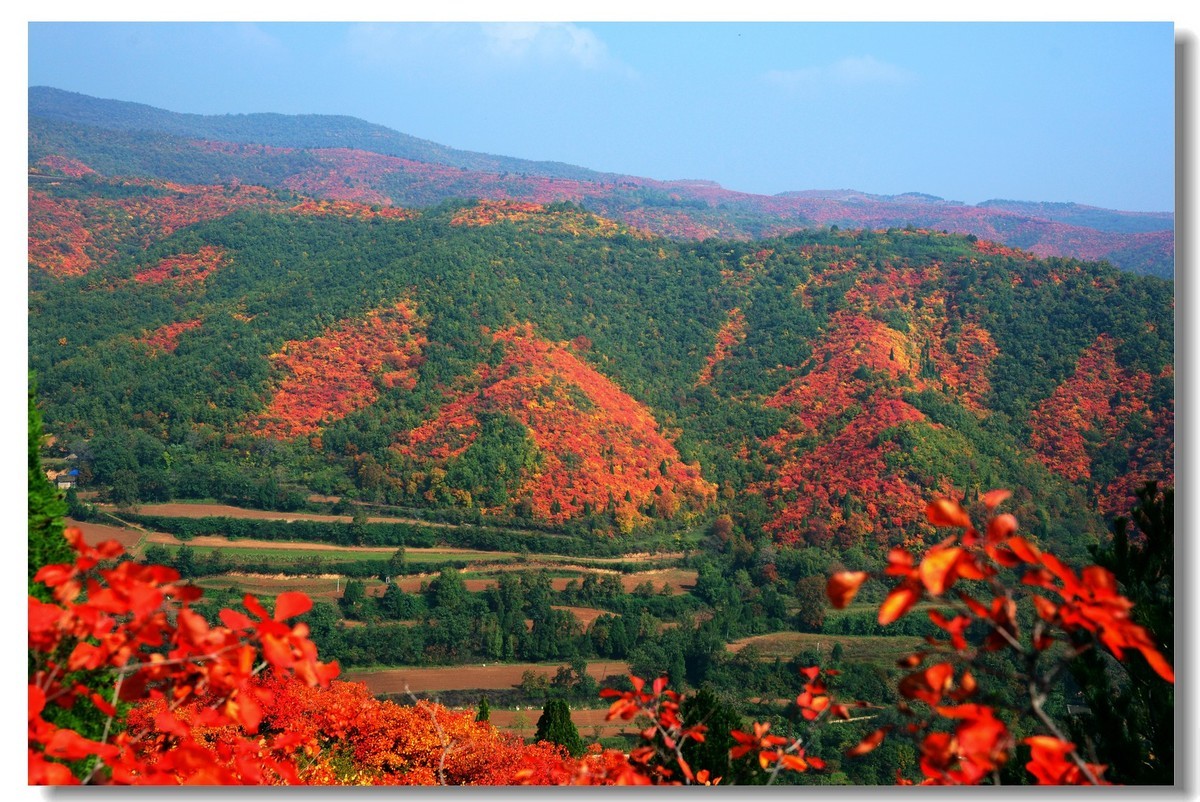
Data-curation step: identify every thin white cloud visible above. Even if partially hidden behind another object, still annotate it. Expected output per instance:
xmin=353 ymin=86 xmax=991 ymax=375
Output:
xmin=481 ymin=22 xmax=627 ymax=73
xmin=765 ymin=55 xmax=915 ymax=91
xmin=343 ymin=22 xmax=635 ymax=78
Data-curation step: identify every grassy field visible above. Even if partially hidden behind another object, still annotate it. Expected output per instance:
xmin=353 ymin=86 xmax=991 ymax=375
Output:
xmin=192 ymin=575 xmax=388 ymax=600
xmin=727 ymin=631 xmax=923 ymax=665
xmin=147 ymin=539 xmax=519 ymax=567
xmin=344 ymin=661 xmax=632 ymax=696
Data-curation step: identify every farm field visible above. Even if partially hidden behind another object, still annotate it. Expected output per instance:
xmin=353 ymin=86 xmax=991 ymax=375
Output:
xmin=345 ymin=660 xmax=633 ymax=696
xmin=487 ymin=706 xmax=638 ymax=740
xmin=145 ymin=533 xmax=519 ymax=564
xmin=66 ymin=517 xmax=144 ymax=549
xmin=110 ymin=501 xmax=447 ymax=527
xmin=727 ymin=631 xmax=923 ymax=665
xmin=192 ymin=574 xmax=382 ymax=601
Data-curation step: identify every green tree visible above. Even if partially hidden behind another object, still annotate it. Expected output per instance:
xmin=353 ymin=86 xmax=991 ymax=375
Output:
xmin=794 ymin=574 xmax=827 ymax=632
xmin=534 ymin=697 xmax=584 ymax=757
xmin=475 ymin=696 xmax=491 ymax=723
xmin=679 ymin=686 xmax=762 ymax=785
xmin=340 ymin=579 xmax=367 ymax=618
xmin=385 ymin=546 xmax=406 ymax=580
xmin=1067 ymin=482 xmax=1173 ymax=784
xmin=28 ymin=377 xmax=72 ymax=596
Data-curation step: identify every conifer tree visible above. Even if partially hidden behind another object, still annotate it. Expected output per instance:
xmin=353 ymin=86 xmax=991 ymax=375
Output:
xmin=534 ymin=697 xmax=584 ymax=757
xmin=476 ymin=696 xmax=491 ymax=723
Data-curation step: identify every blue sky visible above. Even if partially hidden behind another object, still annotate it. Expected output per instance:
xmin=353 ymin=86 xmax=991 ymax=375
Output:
xmin=26 ymin=21 xmax=1177 ymax=213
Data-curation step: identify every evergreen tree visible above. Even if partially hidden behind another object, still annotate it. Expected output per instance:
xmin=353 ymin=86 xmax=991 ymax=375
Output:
xmin=1067 ymin=482 xmax=1173 ymax=784
xmin=534 ymin=697 xmax=584 ymax=757
xmin=475 ymin=696 xmax=491 ymax=723
xmin=678 ymin=686 xmax=761 ymax=785
xmin=385 ymin=546 xmax=406 ymax=580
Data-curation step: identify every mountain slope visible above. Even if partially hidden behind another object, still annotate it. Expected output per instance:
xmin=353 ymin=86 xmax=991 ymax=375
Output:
xmin=27 ymin=175 xmax=1174 ymax=557
xmin=29 ymin=87 xmax=1174 ymax=278
xmin=30 ymin=86 xmax=617 ymax=182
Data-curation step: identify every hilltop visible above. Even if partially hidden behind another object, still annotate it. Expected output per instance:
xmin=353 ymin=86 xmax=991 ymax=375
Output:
xmin=30 ymin=87 xmax=1173 ymax=278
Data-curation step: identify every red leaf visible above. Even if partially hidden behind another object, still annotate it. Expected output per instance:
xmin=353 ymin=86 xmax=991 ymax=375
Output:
xmin=90 ymin=692 xmax=116 ymax=718
xmin=44 ymin=729 xmax=117 ymax=761
xmin=980 ymin=489 xmax=1011 ymax=510
xmin=32 ymin=564 xmax=74 ymax=587
xmin=1006 ymin=536 xmax=1041 ymax=564
xmin=898 ymin=662 xmax=954 ymax=705
xmin=242 ymin=594 xmax=270 ymax=621
xmin=29 ymin=685 xmax=46 ymax=721
xmin=848 ymin=727 xmax=889 ymax=757
xmin=827 ymin=571 xmax=868 ymax=608
xmin=918 ymin=547 xmax=963 ymax=596
xmin=986 ymin=513 xmax=1019 ymax=542
xmin=879 ymin=585 xmax=920 ymax=625
xmin=261 ymin=633 xmax=294 ymax=669
xmin=1138 ymin=645 xmax=1175 ymax=683
xmin=925 ymin=498 xmax=971 ymax=528
xmin=220 ymin=608 xmax=255 ymax=630
xmin=273 ymin=591 xmax=312 ymax=621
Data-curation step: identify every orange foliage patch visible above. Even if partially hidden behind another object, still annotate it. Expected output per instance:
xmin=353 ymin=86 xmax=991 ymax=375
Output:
xmin=28 ymin=181 xmax=282 ymax=277
xmin=132 ymin=246 xmax=230 ymax=286
xmin=972 ymin=239 xmax=1035 ymax=260
xmin=449 ymin=199 xmax=634 ymax=238
xmin=1028 ymin=335 xmax=1153 ymax=483
xmin=33 ymin=155 xmax=96 ymax=178
xmin=155 ymin=675 xmax=573 ymax=785
xmin=399 ymin=323 xmax=715 ymax=527
xmin=281 ymin=148 xmax=406 ymax=205
xmin=138 ymin=319 xmax=203 ymax=354
xmin=762 ymin=394 xmax=931 ymax=548
xmin=757 ymin=255 xmax=1003 ymax=547
xmin=288 ymin=199 xmax=418 ymax=221
xmin=248 ymin=301 xmax=427 ymax=440
xmin=1029 ymin=338 xmax=1173 ymax=514
xmin=696 ymin=307 xmax=746 ymax=386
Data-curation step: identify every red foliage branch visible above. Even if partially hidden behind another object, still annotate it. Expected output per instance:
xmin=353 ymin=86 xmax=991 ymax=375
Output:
xmin=827 ymin=490 xmax=1174 ymax=785
xmin=28 ymin=528 xmax=338 ymax=784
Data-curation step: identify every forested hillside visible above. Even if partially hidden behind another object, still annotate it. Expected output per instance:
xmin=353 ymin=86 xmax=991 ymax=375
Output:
xmin=27 ymin=87 xmax=1176 ymax=787
xmin=30 ymin=87 xmax=1174 ymax=278
xmin=29 ymin=170 xmax=1173 ymax=562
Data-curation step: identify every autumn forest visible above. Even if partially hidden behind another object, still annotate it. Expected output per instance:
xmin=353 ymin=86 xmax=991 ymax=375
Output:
xmin=28 ymin=87 xmax=1175 ymax=787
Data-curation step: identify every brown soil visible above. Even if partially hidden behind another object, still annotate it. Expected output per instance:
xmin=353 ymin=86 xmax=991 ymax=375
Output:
xmin=551 ymin=605 xmax=610 ymax=628
xmin=66 ymin=518 xmax=144 ymax=549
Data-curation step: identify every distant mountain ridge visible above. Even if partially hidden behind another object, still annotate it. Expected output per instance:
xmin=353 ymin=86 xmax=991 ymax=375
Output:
xmin=28 ymin=86 xmax=1174 ymax=278
xmin=29 ymin=86 xmax=620 ymax=182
